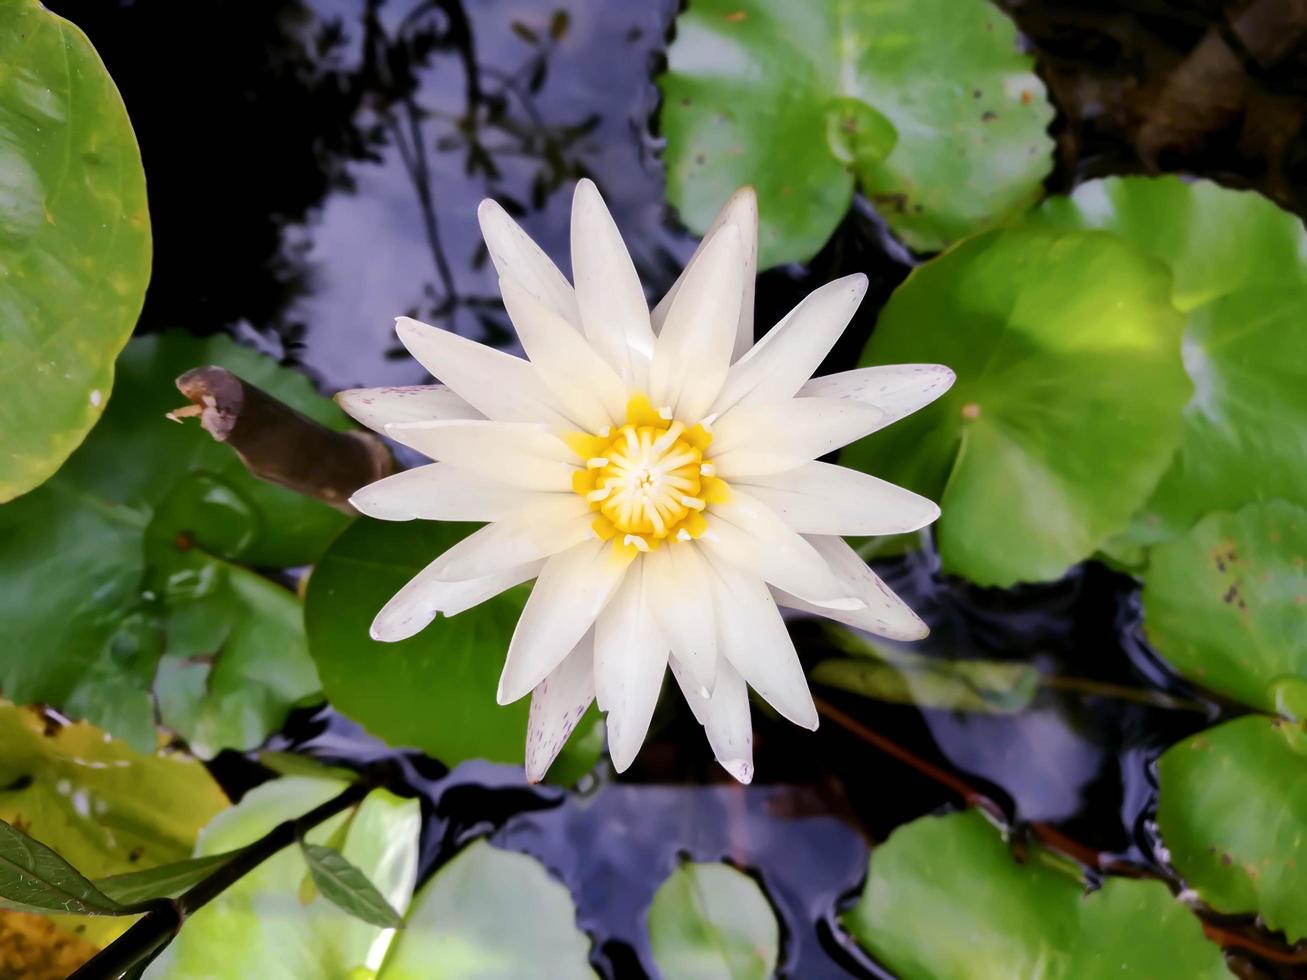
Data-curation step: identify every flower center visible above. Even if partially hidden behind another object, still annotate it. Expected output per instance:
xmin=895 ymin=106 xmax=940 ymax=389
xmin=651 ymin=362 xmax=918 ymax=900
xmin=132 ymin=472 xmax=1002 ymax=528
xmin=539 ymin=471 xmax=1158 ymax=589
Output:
xmin=567 ymin=394 xmax=728 ymax=553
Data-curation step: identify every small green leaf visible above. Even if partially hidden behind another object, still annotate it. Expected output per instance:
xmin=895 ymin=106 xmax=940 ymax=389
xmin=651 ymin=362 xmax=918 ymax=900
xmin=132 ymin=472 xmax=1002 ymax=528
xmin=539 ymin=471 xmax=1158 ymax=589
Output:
xmin=812 ymin=630 xmax=1038 ymax=714
xmin=659 ymin=0 xmax=1053 ymax=265
xmin=301 ymin=843 xmax=405 ymax=929
xmin=844 ymin=809 xmax=1229 ymax=978
xmin=0 ymin=819 xmax=128 ymax=916
xmin=94 ymin=851 xmax=238 ymax=906
xmin=1158 ymin=715 xmax=1307 ymax=943
xmin=305 ymin=518 xmax=602 ymax=770
xmin=0 ymin=0 xmax=152 ymax=502
xmin=647 ymin=861 xmax=779 ymax=980
xmin=841 ymin=228 xmax=1189 ymax=585
xmin=1142 ymin=500 xmax=1307 ymax=712
xmin=378 ymin=840 xmax=596 ymax=979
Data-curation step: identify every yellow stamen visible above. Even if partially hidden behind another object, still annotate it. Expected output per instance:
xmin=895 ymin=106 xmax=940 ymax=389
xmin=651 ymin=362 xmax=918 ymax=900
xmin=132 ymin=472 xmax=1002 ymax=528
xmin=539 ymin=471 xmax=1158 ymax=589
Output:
xmin=566 ymin=392 xmax=727 ymax=545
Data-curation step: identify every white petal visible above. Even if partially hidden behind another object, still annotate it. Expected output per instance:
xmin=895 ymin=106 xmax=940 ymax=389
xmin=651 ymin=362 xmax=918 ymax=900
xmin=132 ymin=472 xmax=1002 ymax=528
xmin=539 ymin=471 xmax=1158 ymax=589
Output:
xmin=421 ymin=497 xmax=594 ymax=582
xmin=773 ymin=535 xmax=929 ymax=641
xmin=370 ymin=558 xmax=543 ymax=643
xmin=498 ymin=539 xmax=633 ymax=704
xmin=799 ymin=364 xmax=956 ymax=426
xmin=349 ymin=463 xmax=542 ymax=522
xmin=594 ymin=561 xmax=669 ymax=773
xmin=499 ymin=275 xmax=628 ymax=430
xmin=671 ymin=655 xmax=753 ymax=784
xmin=642 ymin=543 xmax=717 ymax=695
xmin=478 ymin=199 xmax=580 ymax=328
xmin=525 ymin=631 xmax=596 ymax=783
xmin=710 ymin=397 xmax=885 ymax=478
xmin=712 ymin=274 xmax=867 ymax=416
xmin=735 ymin=462 xmax=939 ymax=536
xmin=394 ymin=316 xmax=570 ymax=426
xmin=704 ymin=554 xmax=818 ymax=730
xmin=653 ymin=186 xmax=758 ymax=361
xmin=649 ymin=224 xmax=743 ymax=420
xmin=701 ymin=490 xmax=861 ymax=611
xmin=384 ymin=420 xmax=576 ymax=492
xmin=570 ymin=179 xmax=655 ymax=381
xmin=335 ymin=385 xmax=482 ymax=434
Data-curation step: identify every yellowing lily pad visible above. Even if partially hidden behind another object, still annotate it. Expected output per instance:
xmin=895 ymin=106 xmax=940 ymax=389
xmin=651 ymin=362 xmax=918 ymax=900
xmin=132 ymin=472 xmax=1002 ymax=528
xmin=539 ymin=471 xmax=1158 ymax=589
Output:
xmin=0 ymin=701 xmax=227 ymax=947
xmin=0 ymin=0 xmax=151 ymax=501
xmin=1157 ymin=715 xmax=1307 ymax=943
xmin=659 ymin=0 xmax=1054 ymax=265
xmin=842 ymin=228 xmax=1189 ymax=586
xmin=1142 ymin=500 xmax=1307 ymax=712
xmin=844 ymin=809 xmax=1229 ymax=978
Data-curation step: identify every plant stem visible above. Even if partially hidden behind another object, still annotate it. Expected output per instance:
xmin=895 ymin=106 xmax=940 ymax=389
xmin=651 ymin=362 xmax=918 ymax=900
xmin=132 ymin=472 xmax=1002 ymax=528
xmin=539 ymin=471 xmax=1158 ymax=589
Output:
xmin=68 ymin=780 xmax=371 ymax=980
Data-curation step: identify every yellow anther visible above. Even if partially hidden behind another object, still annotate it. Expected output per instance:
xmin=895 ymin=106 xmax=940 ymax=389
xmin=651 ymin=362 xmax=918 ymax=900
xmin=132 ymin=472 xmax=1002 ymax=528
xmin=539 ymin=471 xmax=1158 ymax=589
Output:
xmin=568 ymin=393 xmax=729 ymax=546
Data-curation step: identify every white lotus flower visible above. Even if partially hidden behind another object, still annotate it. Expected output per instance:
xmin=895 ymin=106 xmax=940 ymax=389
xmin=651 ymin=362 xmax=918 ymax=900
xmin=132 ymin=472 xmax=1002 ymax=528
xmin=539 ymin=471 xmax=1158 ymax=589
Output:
xmin=337 ymin=180 xmax=953 ymax=784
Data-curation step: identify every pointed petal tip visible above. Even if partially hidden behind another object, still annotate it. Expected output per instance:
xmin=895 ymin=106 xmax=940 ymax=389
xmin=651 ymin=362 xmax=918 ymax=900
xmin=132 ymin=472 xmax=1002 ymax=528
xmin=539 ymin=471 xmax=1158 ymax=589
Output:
xmin=476 ymin=197 xmax=501 ymax=219
xmin=720 ymin=758 xmax=754 ymax=784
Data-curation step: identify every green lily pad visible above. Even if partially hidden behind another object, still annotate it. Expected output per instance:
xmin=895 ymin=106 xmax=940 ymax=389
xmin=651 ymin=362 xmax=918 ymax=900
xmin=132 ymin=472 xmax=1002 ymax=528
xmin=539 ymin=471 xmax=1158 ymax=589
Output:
xmin=659 ymin=0 xmax=1054 ymax=266
xmin=0 ymin=332 xmax=347 ymax=751
xmin=146 ymin=777 xmax=420 ymax=980
xmin=1033 ymin=179 xmax=1307 ymax=554
xmin=1031 ymin=176 xmax=1307 ymax=312
xmin=378 ymin=839 xmax=596 ymax=980
xmin=0 ymin=701 xmax=228 ymax=947
xmin=1142 ymin=500 xmax=1307 ymax=712
xmin=841 ymin=228 xmax=1190 ymax=586
xmin=0 ymin=0 xmax=151 ymax=502
xmin=647 ymin=861 xmax=779 ymax=980
xmin=844 ymin=809 xmax=1229 ymax=979
xmin=1157 ymin=715 xmax=1307 ymax=943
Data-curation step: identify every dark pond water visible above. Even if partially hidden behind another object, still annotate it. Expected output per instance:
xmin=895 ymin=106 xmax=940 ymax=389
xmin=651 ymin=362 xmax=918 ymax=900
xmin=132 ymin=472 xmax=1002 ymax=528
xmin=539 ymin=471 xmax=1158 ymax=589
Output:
xmin=47 ymin=0 xmax=1271 ymax=975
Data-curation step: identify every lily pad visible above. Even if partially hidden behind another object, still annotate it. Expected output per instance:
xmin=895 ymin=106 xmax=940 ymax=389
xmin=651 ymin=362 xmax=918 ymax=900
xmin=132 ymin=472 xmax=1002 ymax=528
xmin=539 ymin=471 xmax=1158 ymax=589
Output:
xmin=659 ymin=0 xmax=1054 ymax=266
xmin=844 ymin=809 xmax=1228 ymax=979
xmin=146 ymin=777 xmax=420 ymax=980
xmin=1142 ymin=500 xmax=1307 ymax=712
xmin=0 ymin=332 xmax=346 ymax=750
xmin=841 ymin=228 xmax=1190 ymax=586
xmin=378 ymin=839 xmax=596 ymax=980
xmin=1032 ymin=179 xmax=1307 ymax=552
xmin=305 ymin=518 xmax=601 ymax=774
xmin=1157 ymin=715 xmax=1307 ymax=943
xmin=0 ymin=0 xmax=152 ymax=502
xmin=812 ymin=627 xmax=1039 ymax=713
xmin=0 ymin=702 xmax=227 ymax=946
xmin=1032 ymin=176 xmax=1307 ymax=312
xmin=647 ymin=861 xmax=779 ymax=980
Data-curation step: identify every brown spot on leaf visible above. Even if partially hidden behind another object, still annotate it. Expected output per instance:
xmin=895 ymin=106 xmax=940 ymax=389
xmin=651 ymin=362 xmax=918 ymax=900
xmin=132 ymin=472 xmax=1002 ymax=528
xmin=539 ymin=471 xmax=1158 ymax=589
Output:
xmin=724 ymin=9 xmax=747 ymax=22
